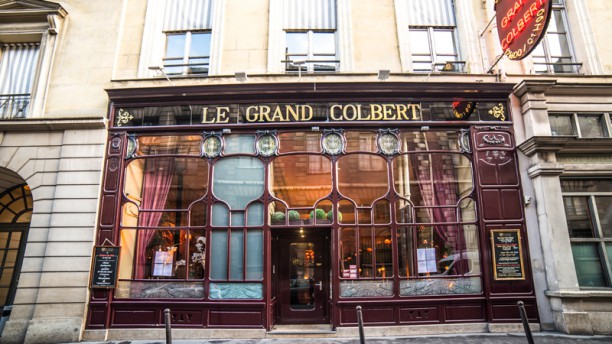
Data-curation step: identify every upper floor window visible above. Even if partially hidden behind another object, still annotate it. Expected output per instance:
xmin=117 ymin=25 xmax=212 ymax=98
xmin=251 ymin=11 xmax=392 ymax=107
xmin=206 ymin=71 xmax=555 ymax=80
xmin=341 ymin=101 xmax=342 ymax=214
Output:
xmin=532 ymin=0 xmax=579 ymax=74
xmin=0 ymin=0 xmax=65 ymax=119
xmin=164 ymin=32 xmax=211 ymax=75
xmin=562 ymin=179 xmax=612 ymax=288
xmin=0 ymin=44 xmax=40 ymax=119
xmin=280 ymin=0 xmax=339 ymax=73
xmin=140 ymin=0 xmax=219 ymax=78
xmin=406 ymin=0 xmax=462 ymax=73
xmin=550 ymin=113 xmax=611 ymax=138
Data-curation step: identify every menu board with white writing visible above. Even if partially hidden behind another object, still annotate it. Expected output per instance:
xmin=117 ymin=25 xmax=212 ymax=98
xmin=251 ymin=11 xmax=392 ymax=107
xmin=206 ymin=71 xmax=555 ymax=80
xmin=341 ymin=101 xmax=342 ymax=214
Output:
xmin=91 ymin=246 xmax=120 ymax=288
xmin=491 ymin=229 xmax=525 ymax=280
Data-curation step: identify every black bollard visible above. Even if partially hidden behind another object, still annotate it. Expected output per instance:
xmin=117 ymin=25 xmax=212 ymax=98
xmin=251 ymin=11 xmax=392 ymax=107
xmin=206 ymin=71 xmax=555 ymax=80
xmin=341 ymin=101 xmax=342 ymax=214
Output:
xmin=517 ymin=301 xmax=534 ymax=344
xmin=356 ymin=306 xmax=365 ymax=344
xmin=164 ymin=308 xmax=173 ymax=344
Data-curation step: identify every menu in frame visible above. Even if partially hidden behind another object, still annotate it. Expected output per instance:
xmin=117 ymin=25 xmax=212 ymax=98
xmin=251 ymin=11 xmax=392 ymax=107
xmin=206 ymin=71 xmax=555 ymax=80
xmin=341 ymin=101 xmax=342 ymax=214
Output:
xmin=491 ymin=229 xmax=525 ymax=281
xmin=90 ymin=246 xmax=120 ymax=288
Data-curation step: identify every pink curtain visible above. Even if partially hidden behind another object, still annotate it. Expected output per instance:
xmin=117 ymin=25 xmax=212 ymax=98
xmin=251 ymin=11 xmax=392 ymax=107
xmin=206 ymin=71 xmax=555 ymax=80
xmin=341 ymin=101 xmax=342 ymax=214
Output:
xmin=135 ymin=157 xmax=176 ymax=278
xmin=411 ymin=147 xmax=462 ymax=250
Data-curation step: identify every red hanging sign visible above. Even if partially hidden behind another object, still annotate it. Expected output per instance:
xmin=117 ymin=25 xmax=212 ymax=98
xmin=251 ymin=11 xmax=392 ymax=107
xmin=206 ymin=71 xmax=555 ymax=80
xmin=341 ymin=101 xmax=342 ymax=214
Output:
xmin=495 ymin=0 xmax=553 ymax=60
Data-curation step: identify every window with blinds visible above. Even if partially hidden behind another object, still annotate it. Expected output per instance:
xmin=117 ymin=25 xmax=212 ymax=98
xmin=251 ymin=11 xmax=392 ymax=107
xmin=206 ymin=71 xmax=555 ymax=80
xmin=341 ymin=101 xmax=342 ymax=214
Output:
xmin=162 ymin=0 xmax=212 ymax=76
xmin=283 ymin=0 xmax=339 ymax=73
xmin=403 ymin=0 xmax=462 ymax=73
xmin=0 ymin=44 xmax=40 ymax=119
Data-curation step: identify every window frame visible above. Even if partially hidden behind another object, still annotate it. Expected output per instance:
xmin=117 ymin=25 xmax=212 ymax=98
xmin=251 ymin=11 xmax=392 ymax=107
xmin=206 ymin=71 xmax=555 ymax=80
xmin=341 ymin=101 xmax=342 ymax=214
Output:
xmin=408 ymin=26 xmax=462 ymax=73
xmin=163 ymin=30 xmax=211 ymax=76
xmin=549 ymin=112 xmax=612 ymax=138
xmin=284 ymin=30 xmax=339 ymax=73
xmin=562 ymin=179 xmax=612 ymax=288
xmin=532 ymin=0 xmax=580 ymax=74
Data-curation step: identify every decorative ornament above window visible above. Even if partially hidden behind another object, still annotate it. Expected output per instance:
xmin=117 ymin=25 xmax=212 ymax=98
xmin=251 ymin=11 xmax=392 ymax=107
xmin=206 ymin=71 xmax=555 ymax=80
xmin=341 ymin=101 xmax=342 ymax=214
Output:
xmin=322 ymin=130 xmax=344 ymax=155
xmin=452 ymin=101 xmax=477 ymax=120
xmin=377 ymin=129 xmax=400 ymax=156
xmin=256 ymin=131 xmax=278 ymax=157
xmin=201 ymin=132 xmax=222 ymax=158
xmin=125 ymin=135 xmax=138 ymax=159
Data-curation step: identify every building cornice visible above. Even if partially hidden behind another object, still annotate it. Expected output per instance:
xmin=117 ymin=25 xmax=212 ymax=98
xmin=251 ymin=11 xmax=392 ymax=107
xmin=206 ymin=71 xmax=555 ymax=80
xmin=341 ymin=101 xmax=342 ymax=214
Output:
xmin=0 ymin=117 xmax=107 ymax=131
xmin=105 ymin=81 xmax=516 ymax=105
xmin=518 ymin=136 xmax=612 ymax=157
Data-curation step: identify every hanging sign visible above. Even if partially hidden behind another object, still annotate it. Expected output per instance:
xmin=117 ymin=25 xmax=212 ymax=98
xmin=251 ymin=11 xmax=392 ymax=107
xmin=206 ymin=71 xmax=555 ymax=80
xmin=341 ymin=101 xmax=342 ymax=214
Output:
xmin=495 ymin=0 xmax=553 ymax=60
xmin=491 ymin=229 xmax=525 ymax=280
xmin=90 ymin=245 xmax=120 ymax=288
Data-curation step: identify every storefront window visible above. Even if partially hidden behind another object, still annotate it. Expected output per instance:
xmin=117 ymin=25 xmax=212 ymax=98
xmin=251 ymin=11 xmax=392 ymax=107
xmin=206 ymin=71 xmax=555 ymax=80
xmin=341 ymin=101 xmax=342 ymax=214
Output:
xmin=115 ymin=130 xmax=484 ymax=300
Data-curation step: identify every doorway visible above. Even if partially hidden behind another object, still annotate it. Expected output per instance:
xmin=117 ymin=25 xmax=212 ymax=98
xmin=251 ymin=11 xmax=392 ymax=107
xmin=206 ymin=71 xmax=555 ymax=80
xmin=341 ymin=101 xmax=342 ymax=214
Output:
xmin=273 ymin=228 xmax=330 ymax=324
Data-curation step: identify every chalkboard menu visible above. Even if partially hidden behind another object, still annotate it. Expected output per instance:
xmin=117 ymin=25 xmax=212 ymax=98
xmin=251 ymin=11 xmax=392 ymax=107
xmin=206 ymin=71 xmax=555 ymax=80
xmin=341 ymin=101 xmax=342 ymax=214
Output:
xmin=91 ymin=246 xmax=120 ymax=288
xmin=491 ymin=229 xmax=525 ymax=280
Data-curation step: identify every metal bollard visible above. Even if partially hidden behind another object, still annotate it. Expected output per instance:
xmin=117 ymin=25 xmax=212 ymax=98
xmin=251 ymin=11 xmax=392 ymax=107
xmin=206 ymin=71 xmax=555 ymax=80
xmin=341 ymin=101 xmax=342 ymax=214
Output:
xmin=164 ymin=308 xmax=173 ymax=344
xmin=517 ymin=301 xmax=534 ymax=344
xmin=356 ymin=306 xmax=366 ymax=344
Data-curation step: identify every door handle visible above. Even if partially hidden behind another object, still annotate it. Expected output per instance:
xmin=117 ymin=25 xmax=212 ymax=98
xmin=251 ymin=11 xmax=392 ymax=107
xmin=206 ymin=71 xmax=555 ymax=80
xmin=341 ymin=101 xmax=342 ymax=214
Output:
xmin=315 ymin=281 xmax=323 ymax=291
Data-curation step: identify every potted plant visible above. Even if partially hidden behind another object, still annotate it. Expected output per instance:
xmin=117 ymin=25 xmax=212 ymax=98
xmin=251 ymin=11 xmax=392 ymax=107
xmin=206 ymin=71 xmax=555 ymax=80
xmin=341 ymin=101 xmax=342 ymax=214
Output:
xmin=288 ymin=210 xmax=302 ymax=225
xmin=309 ymin=208 xmax=328 ymax=224
xmin=270 ymin=211 xmax=285 ymax=225
xmin=327 ymin=210 xmax=343 ymax=222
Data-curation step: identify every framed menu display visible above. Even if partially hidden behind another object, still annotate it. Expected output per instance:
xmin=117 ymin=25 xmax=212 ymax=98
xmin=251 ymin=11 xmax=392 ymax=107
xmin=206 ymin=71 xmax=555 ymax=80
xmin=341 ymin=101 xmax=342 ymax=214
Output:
xmin=152 ymin=250 xmax=174 ymax=277
xmin=91 ymin=246 xmax=120 ymax=288
xmin=491 ymin=229 xmax=525 ymax=280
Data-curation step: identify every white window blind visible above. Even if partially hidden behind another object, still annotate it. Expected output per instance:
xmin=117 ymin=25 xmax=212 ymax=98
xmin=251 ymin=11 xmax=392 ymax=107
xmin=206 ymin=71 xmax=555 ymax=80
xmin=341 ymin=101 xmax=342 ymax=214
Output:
xmin=405 ymin=0 xmax=456 ymax=26
xmin=0 ymin=44 xmax=40 ymax=95
xmin=163 ymin=0 xmax=213 ymax=32
xmin=283 ymin=0 xmax=337 ymax=30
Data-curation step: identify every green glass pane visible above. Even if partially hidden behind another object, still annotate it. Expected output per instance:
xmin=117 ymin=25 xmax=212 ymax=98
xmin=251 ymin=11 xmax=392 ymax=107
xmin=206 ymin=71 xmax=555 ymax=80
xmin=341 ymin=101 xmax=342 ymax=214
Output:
xmin=212 ymin=203 xmax=229 ymax=227
xmin=224 ymin=135 xmax=255 ymax=154
xmin=571 ymin=243 xmax=607 ymax=287
xmin=246 ymin=230 xmax=263 ymax=280
xmin=210 ymin=230 xmax=228 ymax=280
xmin=230 ymin=229 xmax=244 ymax=280
xmin=247 ymin=202 xmax=264 ymax=226
xmin=213 ymin=157 xmax=264 ymax=210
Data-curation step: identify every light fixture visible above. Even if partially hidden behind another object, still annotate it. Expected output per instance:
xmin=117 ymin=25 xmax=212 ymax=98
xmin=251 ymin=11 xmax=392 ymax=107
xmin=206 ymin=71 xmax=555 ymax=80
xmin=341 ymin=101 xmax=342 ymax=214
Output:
xmin=420 ymin=126 xmax=430 ymax=131
xmin=148 ymin=66 xmax=175 ymax=86
xmin=235 ymin=72 xmax=247 ymax=83
xmin=222 ymin=128 xmax=232 ymax=134
xmin=377 ymin=69 xmax=390 ymax=81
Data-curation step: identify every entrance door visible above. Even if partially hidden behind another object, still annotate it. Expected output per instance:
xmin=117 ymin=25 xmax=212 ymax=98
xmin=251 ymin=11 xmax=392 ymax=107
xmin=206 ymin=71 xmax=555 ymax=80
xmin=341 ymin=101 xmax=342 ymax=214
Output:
xmin=275 ymin=229 xmax=329 ymax=324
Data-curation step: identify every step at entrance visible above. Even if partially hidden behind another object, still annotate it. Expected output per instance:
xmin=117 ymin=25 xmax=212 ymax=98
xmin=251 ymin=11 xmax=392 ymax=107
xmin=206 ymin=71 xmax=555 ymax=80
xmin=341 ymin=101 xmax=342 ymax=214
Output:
xmin=267 ymin=324 xmax=336 ymax=338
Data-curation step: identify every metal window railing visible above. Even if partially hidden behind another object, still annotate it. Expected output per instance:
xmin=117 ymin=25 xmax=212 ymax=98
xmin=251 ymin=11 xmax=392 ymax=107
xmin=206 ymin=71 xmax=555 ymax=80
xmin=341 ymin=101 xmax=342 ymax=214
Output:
xmin=534 ymin=61 xmax=582 ymax=74
xmin=0 ymin=94 xmax=30 ymax=119
xmin=283 ymin=54 xmax=339 ymax=74
xmin=162 ymin=56 xmax=210 ymax=75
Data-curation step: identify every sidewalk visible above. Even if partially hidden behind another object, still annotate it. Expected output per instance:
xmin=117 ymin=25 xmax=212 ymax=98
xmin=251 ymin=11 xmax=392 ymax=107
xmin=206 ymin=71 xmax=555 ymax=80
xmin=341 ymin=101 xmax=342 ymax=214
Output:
xmin=69 ymin=332 xmax=612 ymax=344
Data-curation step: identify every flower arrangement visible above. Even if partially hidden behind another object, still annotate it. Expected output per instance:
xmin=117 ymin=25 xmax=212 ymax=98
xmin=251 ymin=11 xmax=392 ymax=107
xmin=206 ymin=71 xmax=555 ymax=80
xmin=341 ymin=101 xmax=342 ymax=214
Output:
xmin=191 ymin=236 xmax=206 ymax=269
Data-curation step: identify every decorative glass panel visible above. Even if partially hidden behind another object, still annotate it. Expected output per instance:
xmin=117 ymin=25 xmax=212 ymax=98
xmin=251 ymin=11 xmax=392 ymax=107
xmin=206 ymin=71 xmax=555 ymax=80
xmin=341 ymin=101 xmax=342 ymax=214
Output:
xmin=209 ymin=283 xmax=263 ymax=299
xmin=399 ymin=277 xmax=481 ymax=296
xmin=115 ymin=281 xmax=204 ymax=299
xmin=230 ymin=229 xmax=244 ymax=280
xmin=340 ymin=280 xmax=393 ymax=298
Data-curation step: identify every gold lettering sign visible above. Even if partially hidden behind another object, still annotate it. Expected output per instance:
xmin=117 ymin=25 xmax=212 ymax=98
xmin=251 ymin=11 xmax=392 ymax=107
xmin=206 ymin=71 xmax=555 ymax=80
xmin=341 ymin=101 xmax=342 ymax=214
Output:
xmin=200 ymin=103 xmax=422 ymax=124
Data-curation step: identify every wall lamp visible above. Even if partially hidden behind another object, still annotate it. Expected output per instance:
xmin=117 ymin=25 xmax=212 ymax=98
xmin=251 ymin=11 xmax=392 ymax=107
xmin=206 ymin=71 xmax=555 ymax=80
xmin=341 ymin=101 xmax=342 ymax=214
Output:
xmin=377 ymin=69 xmax=390 ymax=81
xmin=235 ymin=72 xmax=248 ymax=83
xmin=148 ymin=66 xmax=175 ymax=86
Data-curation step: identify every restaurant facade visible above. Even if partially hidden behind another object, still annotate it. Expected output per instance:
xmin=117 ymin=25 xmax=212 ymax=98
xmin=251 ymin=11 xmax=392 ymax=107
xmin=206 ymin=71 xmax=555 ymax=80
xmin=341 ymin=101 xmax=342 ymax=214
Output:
xmin=86 ymin=81 xmax=539 ymax=333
